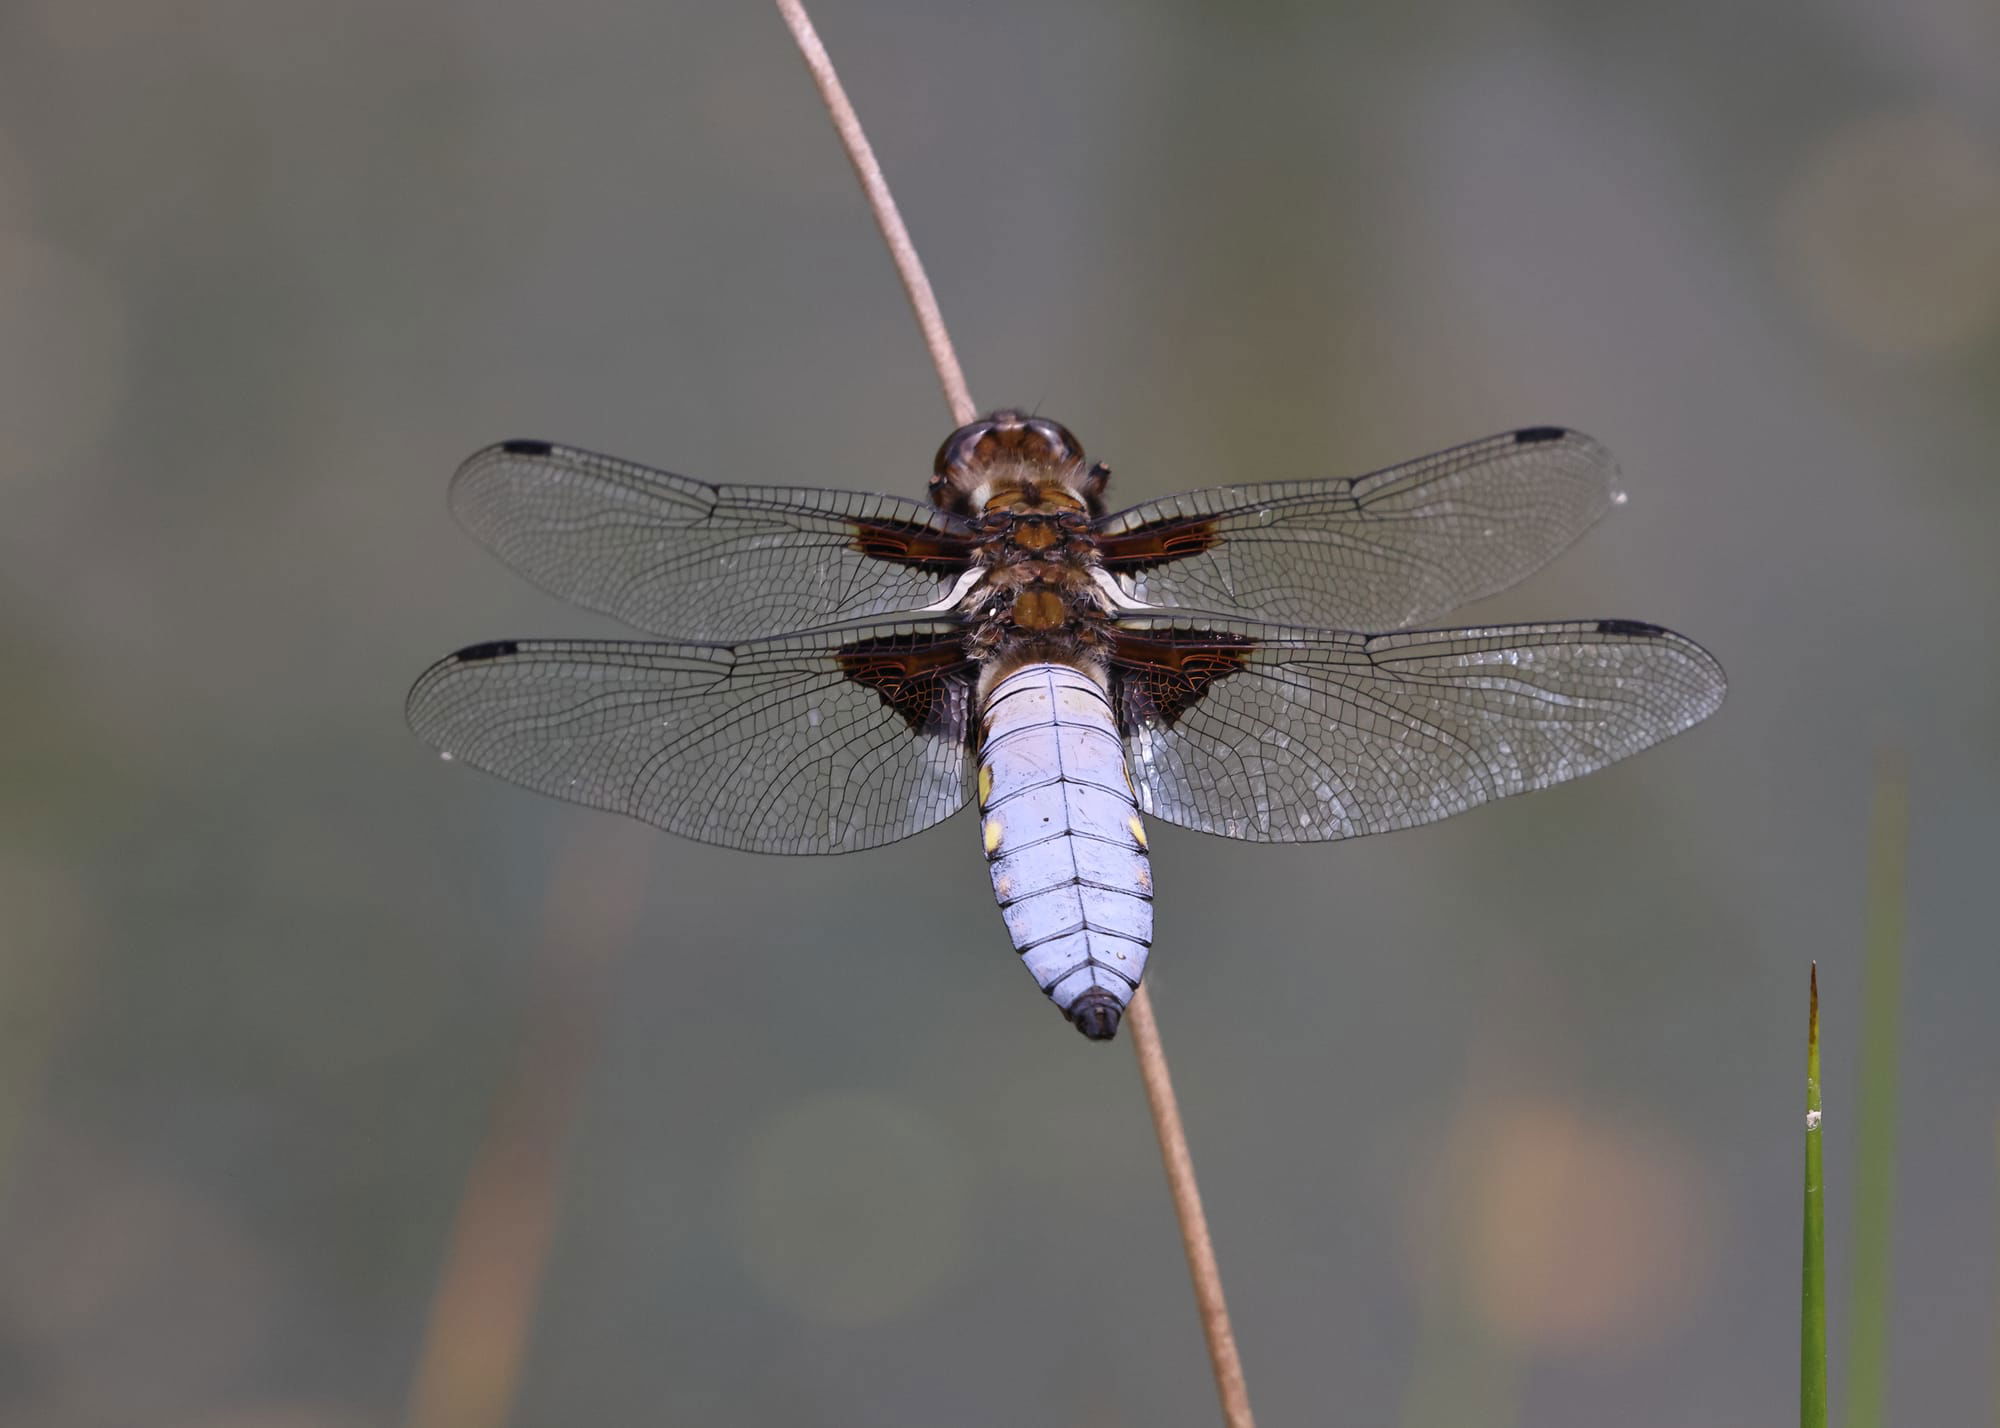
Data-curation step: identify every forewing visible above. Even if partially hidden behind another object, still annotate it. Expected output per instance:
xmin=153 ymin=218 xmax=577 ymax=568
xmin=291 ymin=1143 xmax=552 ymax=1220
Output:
xmin=1096 ymin=428 xmax=1617 ymax=628
xmin=450 ymin=441 xmax=979 ymax=641
xmin=406 ymin=621 xmax=976 ymax=853
xmin=1110 ymin=616 xmax=1724 ymax=842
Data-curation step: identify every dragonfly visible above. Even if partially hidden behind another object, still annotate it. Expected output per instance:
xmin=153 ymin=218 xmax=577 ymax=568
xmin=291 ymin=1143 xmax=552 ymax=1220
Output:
xmin=408 ymin=411 xmax=1725 ymax=1040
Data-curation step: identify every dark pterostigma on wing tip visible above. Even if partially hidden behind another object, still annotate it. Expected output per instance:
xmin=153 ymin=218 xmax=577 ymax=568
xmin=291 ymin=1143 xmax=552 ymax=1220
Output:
xmin=454 ymin=639 xmax=520 ymax=662
xmin=1595 ymin=618 xmax=1666 ymax=638
xmin=500 ymin=438 xmax=554 ymax=456
xmin=1068 ymin=991 xmax=1124 ymax=1041
xmin=1513 ymin=425 xmax=1569 ymax=444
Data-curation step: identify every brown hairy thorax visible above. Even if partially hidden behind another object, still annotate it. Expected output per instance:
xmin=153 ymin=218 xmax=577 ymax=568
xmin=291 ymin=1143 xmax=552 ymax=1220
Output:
xmin=930 ymin=412 xmax=1120 ymax=698
xmin=930 ymin=410 xmax=1112 ymax=518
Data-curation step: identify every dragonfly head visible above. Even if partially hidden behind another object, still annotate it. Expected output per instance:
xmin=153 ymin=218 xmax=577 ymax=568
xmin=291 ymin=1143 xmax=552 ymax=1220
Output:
xmin=931 ymin=410 xmax=1112 ymax=518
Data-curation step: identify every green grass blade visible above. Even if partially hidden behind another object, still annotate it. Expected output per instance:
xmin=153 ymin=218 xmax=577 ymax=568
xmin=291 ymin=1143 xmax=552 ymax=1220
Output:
xmin=1804 ymin=962 xmax=1827 ymax=1428
xmin=1843 ymin=756 xmax=1907 ymax=1428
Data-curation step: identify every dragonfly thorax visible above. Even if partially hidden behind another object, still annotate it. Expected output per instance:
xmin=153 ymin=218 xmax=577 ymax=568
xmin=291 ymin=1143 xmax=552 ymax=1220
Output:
xmin=960 ymin=503 xmax=1116 ymax=700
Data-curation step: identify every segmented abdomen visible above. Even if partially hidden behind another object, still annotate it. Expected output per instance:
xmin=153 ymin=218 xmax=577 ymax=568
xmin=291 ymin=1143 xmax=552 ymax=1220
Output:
xmin=977 ymin=662 xmax=1153 ymax=1036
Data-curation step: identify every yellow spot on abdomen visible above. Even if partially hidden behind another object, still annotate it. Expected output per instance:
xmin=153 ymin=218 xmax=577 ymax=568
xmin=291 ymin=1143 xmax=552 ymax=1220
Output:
xmin=983 ymin=817 xmax=1004 ymax=854
xmin=978 ymin=764 xmax=993 ymax=806
xmin=1128 ymin=815 xmax=1148 ymax=849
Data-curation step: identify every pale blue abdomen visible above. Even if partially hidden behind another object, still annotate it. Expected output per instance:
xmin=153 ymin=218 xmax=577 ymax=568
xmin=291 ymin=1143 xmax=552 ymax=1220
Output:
xmin=977 ymin=662 xmax=1153 ymax=1039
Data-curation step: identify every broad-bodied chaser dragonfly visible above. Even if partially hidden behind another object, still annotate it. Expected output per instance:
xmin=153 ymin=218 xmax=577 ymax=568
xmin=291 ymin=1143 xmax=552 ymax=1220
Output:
xmin=408 ymin=412 xmax=1724 ymax=1039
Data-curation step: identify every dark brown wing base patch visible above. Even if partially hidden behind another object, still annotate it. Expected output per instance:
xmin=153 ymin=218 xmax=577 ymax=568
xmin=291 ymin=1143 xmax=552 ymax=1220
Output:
xmin=1095 ymin=517 xmax=1221 ymax=573
xmin=1110 ymin=628 xmax=1256 ymax=728
xmin=837 ymin=633 xmax=976 ymax=736
xmin=846 ymin=519 xmax=978 ymax=573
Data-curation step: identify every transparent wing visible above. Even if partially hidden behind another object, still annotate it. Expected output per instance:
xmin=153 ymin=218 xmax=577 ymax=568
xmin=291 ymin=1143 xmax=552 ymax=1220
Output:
xmin=1096 ymin=428 xmax=1618 ymax=628
xmin=450 ymin=441 xmax=980 ymax=641
xmin=406 ymin=620 xmax=976 ymax=854
xmin=1110 ymin=616 xmax=1724 ymax=842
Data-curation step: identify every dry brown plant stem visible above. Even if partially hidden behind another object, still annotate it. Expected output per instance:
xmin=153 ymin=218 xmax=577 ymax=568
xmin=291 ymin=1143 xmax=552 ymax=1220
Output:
xmin=1125 ymin=989 xmax=1257 ymax=1427
xmin=774 ymin=4 xmax=1255 ymax=1424
xmin=774 ymin=0 xmax=976 ymax=426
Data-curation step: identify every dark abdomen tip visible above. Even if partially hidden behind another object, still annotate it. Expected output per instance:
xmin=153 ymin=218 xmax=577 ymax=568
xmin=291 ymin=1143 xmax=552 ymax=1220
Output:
xmin=1068 ymin=990 xmax=1124 ymax=1041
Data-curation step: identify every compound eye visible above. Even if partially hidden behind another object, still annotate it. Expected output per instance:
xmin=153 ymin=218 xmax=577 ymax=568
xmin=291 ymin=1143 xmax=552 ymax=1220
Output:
xmin=934 ymin=419 xmax=998 ymax=477
xmin=1024 ymin=418 xmax=1080 ymax=465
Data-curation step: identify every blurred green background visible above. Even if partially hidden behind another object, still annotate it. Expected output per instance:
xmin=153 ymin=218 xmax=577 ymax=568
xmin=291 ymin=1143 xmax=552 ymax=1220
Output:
xmin=2 ymin=1 xmax=1997 ymax=1424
